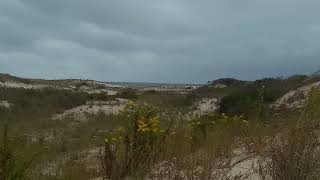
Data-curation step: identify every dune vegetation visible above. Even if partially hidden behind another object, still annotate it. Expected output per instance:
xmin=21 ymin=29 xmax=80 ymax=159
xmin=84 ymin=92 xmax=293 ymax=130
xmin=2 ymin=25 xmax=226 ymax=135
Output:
xmin=1 ymin=75 xmax=320 ymax=180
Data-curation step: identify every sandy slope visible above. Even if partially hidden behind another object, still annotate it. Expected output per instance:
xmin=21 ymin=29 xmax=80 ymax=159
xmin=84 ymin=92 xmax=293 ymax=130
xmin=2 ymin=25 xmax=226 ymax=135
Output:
xmin=271 ymin=81 xmax=320 ymax=109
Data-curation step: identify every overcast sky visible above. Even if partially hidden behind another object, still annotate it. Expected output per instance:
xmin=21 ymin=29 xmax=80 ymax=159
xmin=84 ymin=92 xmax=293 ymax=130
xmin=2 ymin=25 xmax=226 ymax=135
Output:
xmin=1 ymin=0 xmax=320 ymax=83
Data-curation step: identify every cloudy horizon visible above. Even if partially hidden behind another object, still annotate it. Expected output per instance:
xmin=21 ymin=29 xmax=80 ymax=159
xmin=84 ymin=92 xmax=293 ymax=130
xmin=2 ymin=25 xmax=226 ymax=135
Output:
xmin=1 ymin=0 xmax=320 ymax=83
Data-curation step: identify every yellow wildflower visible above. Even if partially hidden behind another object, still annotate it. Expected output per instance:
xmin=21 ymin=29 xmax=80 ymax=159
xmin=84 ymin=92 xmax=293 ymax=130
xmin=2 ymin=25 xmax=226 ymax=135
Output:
xmin=151 ymin=116 xmax=159 ymax=122
xmin=128 ymin=100 xmax=135 ymax=107
xmin=242 ymin=120 xmax=248 ymax=124
xmin=142 ymin=127 xmax=150 ymax=132
xmin=117 ymin=126 xmax=124 ymax=131
xmin=160 ymin=129 xmax=165 ymax=133
xmin=138 ymin=123 xmax=148 ymax=132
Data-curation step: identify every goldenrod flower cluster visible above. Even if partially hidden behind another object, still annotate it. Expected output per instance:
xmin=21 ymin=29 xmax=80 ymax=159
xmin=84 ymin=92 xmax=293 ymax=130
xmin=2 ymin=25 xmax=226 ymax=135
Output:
xmin=137 ymin=115 xmax=165 ymax=134
xmin=105 ymin=101 xmax=168 ymax=147
xmin=127 ymin=100 xmax=135 ymax=107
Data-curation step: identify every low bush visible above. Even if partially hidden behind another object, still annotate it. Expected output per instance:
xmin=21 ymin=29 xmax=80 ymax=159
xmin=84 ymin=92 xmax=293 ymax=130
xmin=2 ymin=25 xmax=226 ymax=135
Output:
xmin=219 ymin=77 xmax=307 ymax=116
xmin=117 ymin=88 xmax=138 ymax=100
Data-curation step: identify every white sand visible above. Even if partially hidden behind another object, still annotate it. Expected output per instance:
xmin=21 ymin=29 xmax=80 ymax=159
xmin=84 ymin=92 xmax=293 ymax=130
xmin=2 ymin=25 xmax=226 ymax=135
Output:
xmin=52 ymin=98 xmax=128 ymax=122
xmin=192 ymin=98 xmax=219 ymax=116
xmin=0 ymin=100 xmax=12 ymax=109
xmin=271 ymin=81 xmax=320 ymax=109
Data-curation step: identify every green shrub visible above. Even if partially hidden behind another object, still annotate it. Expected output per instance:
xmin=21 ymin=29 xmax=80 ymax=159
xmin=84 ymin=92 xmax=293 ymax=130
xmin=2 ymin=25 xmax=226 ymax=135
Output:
xmin=0 ymin=87 xmax=112 ymax=122
xmin=219 ymin=77 xmax=307 ymax=116
xmin=118 ymin=88 xmax=138 ymax=100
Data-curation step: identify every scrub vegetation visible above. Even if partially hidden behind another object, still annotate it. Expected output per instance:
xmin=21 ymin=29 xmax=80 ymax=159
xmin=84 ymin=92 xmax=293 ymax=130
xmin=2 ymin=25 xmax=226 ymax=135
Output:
xmin=1 ymin=75 xmax=320 ymax=180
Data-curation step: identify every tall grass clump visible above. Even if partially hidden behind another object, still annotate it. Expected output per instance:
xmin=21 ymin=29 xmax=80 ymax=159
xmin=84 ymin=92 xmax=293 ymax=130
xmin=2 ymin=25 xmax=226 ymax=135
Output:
xmin=101 ymin=101 xmax=171 ymax=179
xmin=188 ymin=114 xmax=249 ymax=145
xmin=260 ymin=87 xmax=320 ymax=180
xmin=0 ymin=124 xmax=32 ymax=180
xmin=148 ymin=112 xmax=251 ymax=179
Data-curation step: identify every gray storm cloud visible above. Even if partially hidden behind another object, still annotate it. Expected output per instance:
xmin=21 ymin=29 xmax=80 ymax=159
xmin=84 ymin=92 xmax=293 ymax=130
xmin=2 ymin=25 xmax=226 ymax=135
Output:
xmin=0 ymin=0 xmax=320 ymax=83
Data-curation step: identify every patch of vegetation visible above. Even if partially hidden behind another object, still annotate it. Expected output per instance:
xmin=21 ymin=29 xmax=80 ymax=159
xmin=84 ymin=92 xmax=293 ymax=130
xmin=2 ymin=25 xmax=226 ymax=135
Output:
xmin=0 ymin=87 xmax=113 ymax=122
xmin=1 ymin=75 xmax=320 ymax=180
xmin=259 ymin=87 xmax=320 ymax=180
xmin=219 ymin=76 xmax=307 ymax=116
xmin=139 ymin=91 xmax=197 ymax=112
xmin=102 ymin=102 xmax=171 ymax=179
xmin=0 ymin=124 xmax=33 ymax=180
xmin=117 ymin=88 xmax=138 ymax=100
